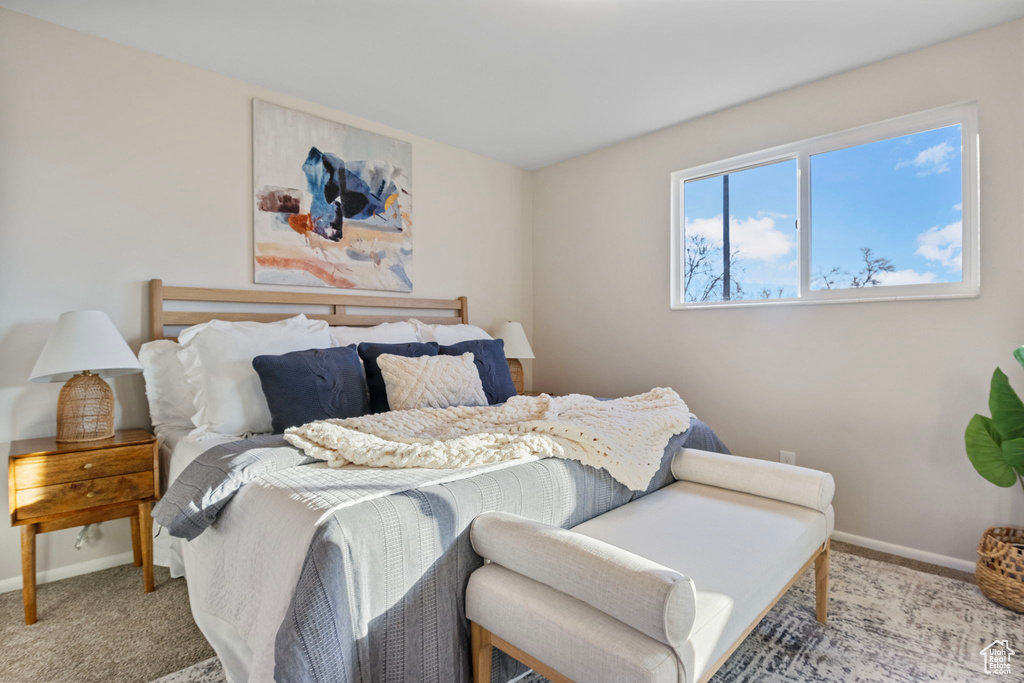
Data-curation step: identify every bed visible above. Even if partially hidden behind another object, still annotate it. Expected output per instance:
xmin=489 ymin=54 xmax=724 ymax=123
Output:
xmin=145 ymin=280 xmax=731 ymax=683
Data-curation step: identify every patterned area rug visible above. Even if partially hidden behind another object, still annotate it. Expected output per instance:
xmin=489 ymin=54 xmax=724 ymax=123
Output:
xmin=153 ymin=550 xmax=1023 ymax=683
xmin=151 ymin=657 xmax=225 ymax=683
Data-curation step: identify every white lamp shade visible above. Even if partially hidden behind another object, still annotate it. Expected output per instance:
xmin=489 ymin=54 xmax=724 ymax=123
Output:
xmin=494 ymin=321 xmax=534 ymax=360
xmin=30 ymin=310 xmax=142 ymax=383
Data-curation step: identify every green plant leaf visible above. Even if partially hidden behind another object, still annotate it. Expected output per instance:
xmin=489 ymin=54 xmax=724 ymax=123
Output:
xmin=965 ymin=414 xmax=1018 ymax=487
xmin=1002 ymin=437 xmax=1024 ymax=476
xmin=1014 ymin=347 xmax=1024 ymax=371
xmin=989 ymin=368 xmax=1024 ymax=440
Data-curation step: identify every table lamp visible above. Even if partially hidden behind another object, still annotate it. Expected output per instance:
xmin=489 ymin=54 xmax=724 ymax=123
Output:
xmin=29 ymin=310 xmax=143 ymax=442
xmin=494 ymin=321 xmax=534 ymax=394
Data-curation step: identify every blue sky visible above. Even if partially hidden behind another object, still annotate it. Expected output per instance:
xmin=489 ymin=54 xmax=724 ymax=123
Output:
xmin=683 ymin=124 xmax=963 ymax=301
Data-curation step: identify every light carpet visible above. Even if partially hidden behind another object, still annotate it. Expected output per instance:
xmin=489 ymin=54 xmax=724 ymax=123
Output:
xmin=0 ymin=565 xmax=213 ymax=683
xmin=153 ymin=549 xmax=1022 ymax=683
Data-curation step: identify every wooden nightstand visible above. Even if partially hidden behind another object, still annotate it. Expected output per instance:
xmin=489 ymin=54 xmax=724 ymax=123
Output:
xmin=8 ymin=429 xmax=159 ymax=624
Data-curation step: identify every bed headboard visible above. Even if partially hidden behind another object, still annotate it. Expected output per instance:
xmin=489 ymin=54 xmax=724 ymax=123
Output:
xmin=149 ymin=279 xmax=468 ymax=341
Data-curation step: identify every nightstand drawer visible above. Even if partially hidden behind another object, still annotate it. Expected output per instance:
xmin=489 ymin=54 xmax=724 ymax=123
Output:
xmin=15 ymin=471 xmax=154 ymax=521
xmin=12 ymin=444 xmax=152 ymax=490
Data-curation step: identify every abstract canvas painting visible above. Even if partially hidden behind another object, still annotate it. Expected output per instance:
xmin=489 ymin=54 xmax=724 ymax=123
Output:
xmin=253 ymin=100 xmax=413 ymax=290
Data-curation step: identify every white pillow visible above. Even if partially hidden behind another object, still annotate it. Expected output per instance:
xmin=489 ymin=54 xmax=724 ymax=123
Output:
xmin=329 ymin=321 xmax=420 ymax=347
xmin=410 ymin=319 xmax=492 ymax=345
xmin=138 ymin=340 xmax=196 ymax=430
xmin=377 ymin=352 xmax=487 ymax=411
xmin=178 ymin=315 xmax=333 ymax=438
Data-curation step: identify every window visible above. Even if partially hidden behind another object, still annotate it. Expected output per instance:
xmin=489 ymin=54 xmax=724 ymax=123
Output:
xmin=670 ymin=103 xmax=978 ymax=308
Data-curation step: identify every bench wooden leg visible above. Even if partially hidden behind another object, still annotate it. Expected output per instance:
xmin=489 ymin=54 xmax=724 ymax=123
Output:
xmin=815 ymin=539 xmax=830 ymax=624
xmin=471 ymin=621 xmax=493 ymax=683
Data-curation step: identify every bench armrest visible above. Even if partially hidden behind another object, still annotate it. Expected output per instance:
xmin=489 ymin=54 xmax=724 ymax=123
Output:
xmin=470 ymin=511 xmax=696 ymax=647
xmin=671 ymin=448 xmax=835 ymax=512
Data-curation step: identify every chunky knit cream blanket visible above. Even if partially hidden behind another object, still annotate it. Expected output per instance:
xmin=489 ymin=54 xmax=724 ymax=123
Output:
xmin=284 ymin=387 xmax=690 ymax=491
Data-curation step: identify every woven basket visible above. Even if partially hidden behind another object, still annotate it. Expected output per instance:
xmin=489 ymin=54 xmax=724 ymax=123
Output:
xmin=976 ymin=526 xmax=1024 ymax=613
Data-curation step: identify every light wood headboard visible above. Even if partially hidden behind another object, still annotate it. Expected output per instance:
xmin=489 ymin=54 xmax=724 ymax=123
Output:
xmin=149 ymin=279 xmax=468 ymax=341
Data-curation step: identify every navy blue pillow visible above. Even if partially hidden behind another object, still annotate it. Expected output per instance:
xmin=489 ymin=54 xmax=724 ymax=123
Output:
xmin=358 ymin=341 xmax=440 ymax=413
xmin=439 ymin=339 xmax=517 ymax=405
xmin=253 ymin=344 xmax=368 ymax=433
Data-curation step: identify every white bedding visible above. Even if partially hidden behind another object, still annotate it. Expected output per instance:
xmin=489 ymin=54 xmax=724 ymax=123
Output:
xmin=157 ymin=425 xmax=235 ymax=487
xmin=161 ymin=427 xmax=540 ymax=682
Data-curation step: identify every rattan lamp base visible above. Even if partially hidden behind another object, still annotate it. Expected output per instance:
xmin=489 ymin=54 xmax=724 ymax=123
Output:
xmin=57 ymin=371 xmax=115 ymax=442
xmin=507 ymin=358 xmax=525 ymax=394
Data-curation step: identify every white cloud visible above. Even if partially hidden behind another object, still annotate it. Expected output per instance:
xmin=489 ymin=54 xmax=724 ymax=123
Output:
xmin=875 ymin=269 xmax=938 ymax=286
xmin=685 ymin=214 xmax=795 ymax=261
xmin=915 ymin=220 xmax=962 ymax=270
xmin=757 ymin=210 xmax=793 ymax=220
xmin=896 ymin=140 xmax=955 ymax=175
xmin=953 ymin=202 xmax=962 ymax=212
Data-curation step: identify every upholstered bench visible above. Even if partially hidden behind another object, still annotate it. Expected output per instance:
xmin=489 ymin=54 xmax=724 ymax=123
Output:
xmin=466 ymin=448 xmax=835 ymax=683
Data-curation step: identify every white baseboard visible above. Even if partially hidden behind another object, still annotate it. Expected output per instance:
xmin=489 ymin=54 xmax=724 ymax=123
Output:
xmin=832 ymin=530 xmax=976 ymax=574
xmin=0 ymin=551 xmax=135 ymax=594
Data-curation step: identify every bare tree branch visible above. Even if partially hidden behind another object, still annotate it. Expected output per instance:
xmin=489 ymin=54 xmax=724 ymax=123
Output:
xmin=685 ymin=235 xmax=745 ymax=302
xmin=813 ymin=265 xmax=846 ymax=290
xmin=850 ymin=247 xmax=895 ymax=287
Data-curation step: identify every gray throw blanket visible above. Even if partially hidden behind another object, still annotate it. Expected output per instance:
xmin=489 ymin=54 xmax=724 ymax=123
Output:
xmin=156 ymin=417 xmax=729 ymax=682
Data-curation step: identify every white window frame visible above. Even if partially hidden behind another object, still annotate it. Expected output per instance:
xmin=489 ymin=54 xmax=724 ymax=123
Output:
xmin=669 ymin=102 xmax=980 ymax=309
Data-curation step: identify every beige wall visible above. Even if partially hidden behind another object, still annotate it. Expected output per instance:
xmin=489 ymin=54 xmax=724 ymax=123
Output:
xmin=532 ymin=19 xmax=1024 ymax=565
xmin=0 ymin=10 xmax=533 ymax=585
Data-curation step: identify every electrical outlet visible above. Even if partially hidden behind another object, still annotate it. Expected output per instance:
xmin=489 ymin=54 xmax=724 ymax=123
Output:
xmin=780 ymin=450 xmax=796 ymax=465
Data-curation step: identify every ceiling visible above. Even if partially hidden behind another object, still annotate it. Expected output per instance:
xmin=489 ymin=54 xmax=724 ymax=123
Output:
xmin=5 ymin=0 xmax=1024 ymax=169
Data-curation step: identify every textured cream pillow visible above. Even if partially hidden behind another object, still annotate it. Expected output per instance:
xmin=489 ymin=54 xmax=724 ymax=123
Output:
xmin=377 ymin=352 xmax=488 ymax=411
